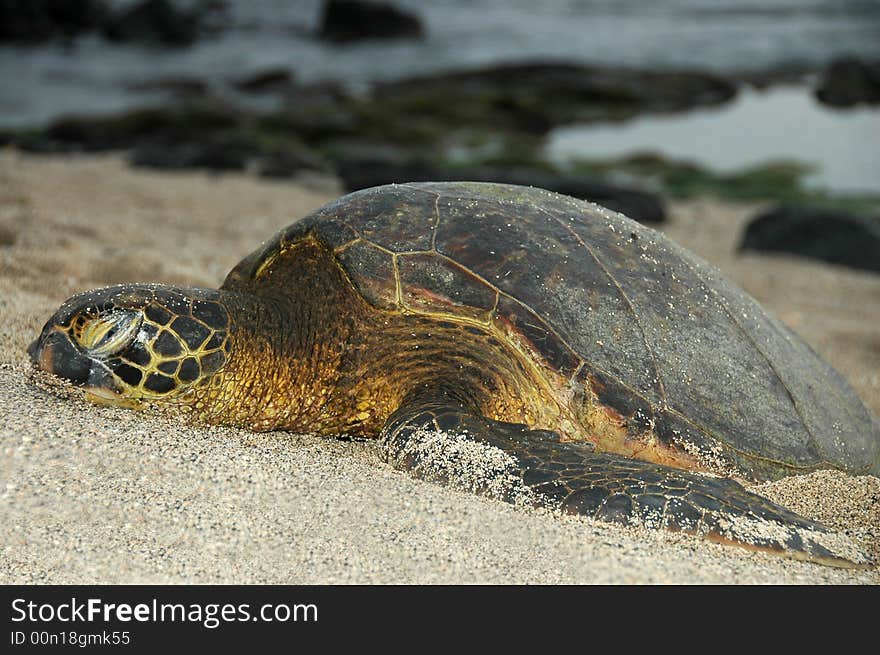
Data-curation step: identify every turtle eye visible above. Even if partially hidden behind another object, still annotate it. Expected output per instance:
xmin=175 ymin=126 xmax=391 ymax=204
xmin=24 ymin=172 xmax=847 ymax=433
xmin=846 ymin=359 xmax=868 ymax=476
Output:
xmin=79 ymin=311 xmax=143 ymax=358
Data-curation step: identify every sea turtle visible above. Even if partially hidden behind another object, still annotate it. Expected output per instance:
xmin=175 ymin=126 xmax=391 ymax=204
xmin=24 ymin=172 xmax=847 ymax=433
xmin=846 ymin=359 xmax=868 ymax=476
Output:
xmin=28 ymin=182 xmax=880 ymax=566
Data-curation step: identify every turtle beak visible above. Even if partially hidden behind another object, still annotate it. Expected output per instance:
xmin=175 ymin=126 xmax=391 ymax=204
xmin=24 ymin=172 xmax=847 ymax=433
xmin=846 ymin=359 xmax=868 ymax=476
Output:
xmin=28 ymin=330 xmax=122 ymax=396
xmin=29 ymin=330 xmax=91 ymax=384
xmin=26 ymin=336 xmax=40 ymax=363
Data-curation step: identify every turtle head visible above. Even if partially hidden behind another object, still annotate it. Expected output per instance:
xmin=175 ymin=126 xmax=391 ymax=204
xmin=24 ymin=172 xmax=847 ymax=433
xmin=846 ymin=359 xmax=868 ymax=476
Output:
xmin=29 ymin=284 xmax=230 ymax=409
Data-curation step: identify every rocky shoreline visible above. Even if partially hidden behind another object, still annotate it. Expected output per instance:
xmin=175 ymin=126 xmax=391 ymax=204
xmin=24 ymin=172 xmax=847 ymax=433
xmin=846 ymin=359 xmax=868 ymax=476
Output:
xmin=4 ymin=57 xmax=879 ymax=228
xmin=3 ymin=1 xmax=879 ymax=264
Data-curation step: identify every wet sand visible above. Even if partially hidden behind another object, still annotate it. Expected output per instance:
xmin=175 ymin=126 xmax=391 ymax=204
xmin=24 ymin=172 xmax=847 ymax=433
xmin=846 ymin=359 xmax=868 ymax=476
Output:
xmin=0 ymin=151 xmax=877 ymax=584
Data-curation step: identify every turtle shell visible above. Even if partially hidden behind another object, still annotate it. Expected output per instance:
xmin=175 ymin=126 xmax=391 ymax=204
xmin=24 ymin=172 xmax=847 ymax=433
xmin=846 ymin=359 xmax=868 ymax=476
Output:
xmin=223 ymin=182 xmax=880 ymax=480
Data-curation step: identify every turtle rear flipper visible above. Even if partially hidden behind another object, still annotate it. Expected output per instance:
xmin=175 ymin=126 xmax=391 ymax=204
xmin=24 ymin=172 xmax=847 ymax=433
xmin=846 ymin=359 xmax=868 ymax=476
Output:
xmin=381 ymin=402 xmax=871 ymax=568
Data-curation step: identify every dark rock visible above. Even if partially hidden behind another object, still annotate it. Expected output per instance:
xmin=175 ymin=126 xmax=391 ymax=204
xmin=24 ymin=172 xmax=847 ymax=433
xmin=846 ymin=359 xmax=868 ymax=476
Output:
xmin=1 ymin=0 xmax=227 ymax=46
xmin=24 ymin=103 xmax=243 ymax=152
xmin=731 ymin=64 xmax=813 ymax=90
xmin=548 ymin=177 xmax=666 ymax=224
xmin=257 ymin=146 xmax=331 ymax=179
xmin=329 ymin=141 xmax=666 ymax=224
xmin=127 ymin=76 xmax=211 ymax=99
xmin=7 ymin=99 xmax=346 ymax=182
xmin=815 ymin=58 xmax=880 ymax=108
xmin=319 ymin=0 xmax=423 ymax=43
xmin=374 ymin=62 xmax=737 ymax=133
xmin=102 ymin=0 xmax=207 ymax=46
xmin=326 ymin=140 xmax=433 ymax=187
xmin=739 ymin=205 xmax=880 ymax=272
xmin=258 ymin=83 xmax=358 ymax=141
xmin=0 ymin=0 xmax=108 ymax=42
xmin=129 ymin=133 xmax=260 ymax=171
xmin=125 ymin=128 xmax=330 ymax=177
xmin=232 ymin=68 xmax=295 ymax=94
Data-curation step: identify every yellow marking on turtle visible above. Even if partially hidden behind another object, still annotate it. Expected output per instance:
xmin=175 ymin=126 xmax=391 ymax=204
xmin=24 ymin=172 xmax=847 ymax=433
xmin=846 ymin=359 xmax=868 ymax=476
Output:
xmin=78 ymin=314 xmax=128 ymax=352
xmin=333 ymin=237 xmax=362 ymax=254
xmin=254 ymin=249 xmax=281 ymax=280
xmin=392 ymin=253 xmax=403 ymax=308
xmin=85 ymin=387 xmax=141 ymax=409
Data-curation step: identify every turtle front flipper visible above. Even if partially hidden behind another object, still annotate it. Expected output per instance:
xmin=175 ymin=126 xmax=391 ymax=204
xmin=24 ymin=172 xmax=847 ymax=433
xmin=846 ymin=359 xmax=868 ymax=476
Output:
xmin=381 ymin=402 xmax=870 ymax=568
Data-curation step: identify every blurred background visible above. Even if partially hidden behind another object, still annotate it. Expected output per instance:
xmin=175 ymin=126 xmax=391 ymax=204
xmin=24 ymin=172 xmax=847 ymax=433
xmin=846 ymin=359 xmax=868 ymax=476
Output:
xmin=1 ymin=0 xmax=879 ymax=267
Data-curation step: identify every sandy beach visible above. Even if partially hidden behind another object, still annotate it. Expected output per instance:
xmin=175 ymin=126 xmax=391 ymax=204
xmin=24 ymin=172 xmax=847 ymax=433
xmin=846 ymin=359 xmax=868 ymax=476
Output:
xmin=0 ymin=151 xmax=877 ymax=584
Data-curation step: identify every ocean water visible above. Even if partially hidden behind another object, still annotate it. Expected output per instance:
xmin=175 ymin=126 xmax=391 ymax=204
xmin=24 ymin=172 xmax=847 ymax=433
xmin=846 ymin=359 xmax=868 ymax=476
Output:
xmin=1 ymin=0 xmax=878 ymax=191
xmin=548 ymin=86 xmax=880 ymax=194
xmin=3 ymin=0 xmax=880 ymax=124
xmin=218 ymin=0 xmax=880 ymax=80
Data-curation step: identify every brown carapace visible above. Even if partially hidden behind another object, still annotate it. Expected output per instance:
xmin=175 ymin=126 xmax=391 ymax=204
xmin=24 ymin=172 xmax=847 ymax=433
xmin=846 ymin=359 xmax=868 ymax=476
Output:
xmin=29 ymin=182 xmax=880 ymax=567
